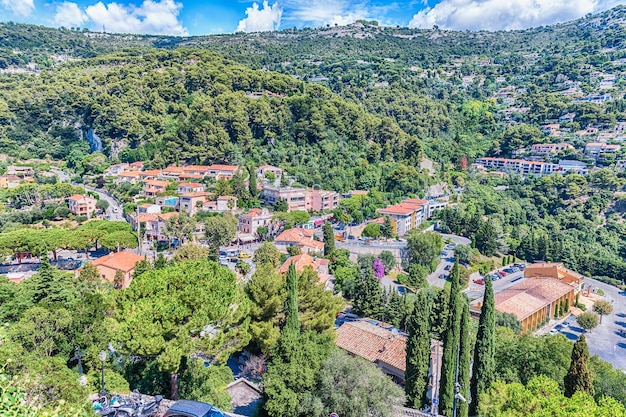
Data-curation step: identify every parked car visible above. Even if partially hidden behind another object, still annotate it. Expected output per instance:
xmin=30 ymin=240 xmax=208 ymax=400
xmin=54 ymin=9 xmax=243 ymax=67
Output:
xmin=238 ymin=252 xmax=251 ymax=259
xmin=498 ymin=271 xmax=507 ymax=277
xmin=474 ymin=279 xmax=485 ymax=285
xmin=336 ymin=313 xmax=359 ymax=327
xmin=503 ymin=268 xmax=514 ymax=273
xmin=164 ymin=400 xmax=225 ymax=417
xmin=444 ymin=264 xmax=452 ymax=271
xmin=562 ymin=321 xmax=570 ymax=328
xmin=549 ymin=328 xmax=558 ymax=335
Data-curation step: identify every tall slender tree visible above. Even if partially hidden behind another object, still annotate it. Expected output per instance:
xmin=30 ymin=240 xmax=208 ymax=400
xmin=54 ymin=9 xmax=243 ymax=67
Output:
xmin=439 ymin=262 xmax=462 ymax=417
xmin=352 ymin=266 xmax=382 ymax=318
xmin=469 ymin=276 xmax=496 ymax=416
xmin=564 ymin=334 xmax=594 ymax=398
xmin=458 ymin=296 xmax=471 ymax=417
xmin=323 ymin=222 xmax=335 ymax=256
xmin=284 ymin=263 xmax=300 ymax=336
xmin=405 ymin=290 xmax=431 ymax=409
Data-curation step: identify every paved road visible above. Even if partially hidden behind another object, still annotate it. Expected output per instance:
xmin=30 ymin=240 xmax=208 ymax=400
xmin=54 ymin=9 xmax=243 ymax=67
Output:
xmin=83 ymin=185 xmax=125 ymax=222
xmin=465 ymin=269 xmax=526 ymax=303
xmin=50 ymin=167 xmax=71 ymax=183
xmin=550 ymin=278 xmax=626 ymax=370
xmin=426 ymin=234 xmax=472 ymax=288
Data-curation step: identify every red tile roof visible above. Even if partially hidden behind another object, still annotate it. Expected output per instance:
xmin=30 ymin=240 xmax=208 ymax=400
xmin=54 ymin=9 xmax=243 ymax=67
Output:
xmin=68 ymin=194 xmax=87 ymax=201
xmin=278 ymin=253 xmax=329 ymax=274
xmin=335 ymin=320 xmax=406 ymax=372
xmin=208 ymin=164 xmax=239 ymax=172
xmin=494 ymin=277 xmax=574 ymax=321
xmin=275 ymin=228 xmax=315 ymax=243
xmin=90 ymin=251 xmax=145 ymax=273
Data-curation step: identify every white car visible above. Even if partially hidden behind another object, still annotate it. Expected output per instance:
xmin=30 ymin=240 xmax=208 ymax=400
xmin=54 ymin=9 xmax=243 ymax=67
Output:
xmin=549 ymin=328 xmax=559 ymax=335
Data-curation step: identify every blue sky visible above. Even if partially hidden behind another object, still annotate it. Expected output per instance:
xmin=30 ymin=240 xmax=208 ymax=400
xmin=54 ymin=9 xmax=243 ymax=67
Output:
xmin=0 ymin=0 xmax=624 ymax=36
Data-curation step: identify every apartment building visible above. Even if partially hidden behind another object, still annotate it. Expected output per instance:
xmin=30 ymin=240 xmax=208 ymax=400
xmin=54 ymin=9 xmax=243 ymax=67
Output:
xmin=262 ymin=186 xmax=340 ymax=212
xmin=584 ymin=142 xmax=621 ymax=159
xmin=530 ymin=143 xmax=574 ymax=155
xmin=475 ymin=157 xmax=560 ymax=176
xmin=238 ymin=208 xmax=273 ymax=236
xmin=68 ymin=194 xmax=97 ymax=218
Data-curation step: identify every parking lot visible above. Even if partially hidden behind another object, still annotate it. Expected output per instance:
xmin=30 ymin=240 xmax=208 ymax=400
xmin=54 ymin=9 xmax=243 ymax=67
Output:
xmin=541 ymin=278 xmax=626 ymax=370
xmin=465 ymin=264 xmax=526 ymax=302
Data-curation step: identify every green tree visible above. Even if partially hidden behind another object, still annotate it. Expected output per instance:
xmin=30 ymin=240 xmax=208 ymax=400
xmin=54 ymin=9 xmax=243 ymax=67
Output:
xmin=479 ymin=375 xmax=626 ymax=416
xmin=470 ymin=276 xmax=496 ymax=416
xmin=564 ymin=334 xmax=594 ymax=398
xmin=304 ymin=349 xmax=405 ymax=417
xmin=28 ymin=255 xmax=76 ymax=306
xmin=253 ymin=242 xmax=282 ymax=268
xmin=322 ymin=222 xmax=334 ymax=256
xmin=245 ymin=265 xmax=286 ymax=354
xmin=96 ymin=199 xmax=109 ymax=212
xmin=180 ymin=360 xmax=234 ymax=411
xmin=165 ymin=212 xmax=196 ymax=247
xmin=115 ymin=260 xmax=250 ymax=400
xmin=577 ymin=312 xmax=600 ymax=332
xmin=99 ymin=230 xmax=138 ymax=251
xmin=458 ymin=297 xmax=471 ymax=417
xmin=236 ymin=259 xmax=251 ymax=276
xmin=439 ymin=262 xmax=462 ymax=417
xmin=406 ymin=231 xmax=443 ymax=271
xmin=379 ymin=250 xmax=396 ymax=272
xmin=454 ymin=244 xmax=472 ymax=264
xmin=592 ymin=300 xmax=613 ymax=324
xmin=274 ymin=199 xmax=288 ymax=212
xmin=285 ymin=263 xmax=300 ymax=336
xmin=475 ymin=221 xmax=497 ymax=257
xmin=352 ymin=266 xmax=382 ymax=318
xmin=174 ymin=244 xmax=209 ymax=263
xmin=362 ymin=223 xmax=381 ymax=238
xmin=204 ymin=214 xmax=237 ymax=248
xmin=405 ymin=290 xmax=431 ymax=409
xmin=381 ymin=216 xmax=393 ymax=239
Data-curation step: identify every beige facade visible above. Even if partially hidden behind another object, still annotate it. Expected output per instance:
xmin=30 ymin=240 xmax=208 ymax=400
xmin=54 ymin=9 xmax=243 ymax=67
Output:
xmin=68 ymin=194 xmax=97 ymax=218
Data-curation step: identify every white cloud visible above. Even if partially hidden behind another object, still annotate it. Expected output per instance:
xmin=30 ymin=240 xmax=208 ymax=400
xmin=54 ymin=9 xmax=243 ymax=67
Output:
xmin=85 ymin=0 xmax=188 ymax=35
xmin=408 ymin=0 xmax=626 ymax=31
xmin=54 ymin=0 xmax=187 ymax=35
xmin=54 ymin=2 xmax=88 ymax=28
xmin=0 ymin=0 xmax=35 ymax=16
xmin=236 ymin=1 xmax=282 ymax=33
xmin=280 ymin=0 xmax=374 ymax=27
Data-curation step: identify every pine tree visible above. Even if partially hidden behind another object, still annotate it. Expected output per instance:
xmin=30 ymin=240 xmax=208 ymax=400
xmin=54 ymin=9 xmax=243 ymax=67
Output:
xmin=458 ymin=297 xmax=471 ymax=417
xmin=381 ymin=215 xmax=394 ymax=239
xmin=564 ymin=334 xmax=594 ymax=398
xmin=30 ymin=252 xmax=76 ymax=305
xmin=439 ymin=262 xmax=462 ymax=417
xmin=323 ymin=222 xmax=335 ymax=256
xmin=284 ymin=263 xmax=300 ymax=336
xmin=469 ymin=276 xmax=496 ymax=416
xmin=405 ymin=291 xmax=431 ymax=409
xmin=353 ymin=266 xmax=382 ymax=318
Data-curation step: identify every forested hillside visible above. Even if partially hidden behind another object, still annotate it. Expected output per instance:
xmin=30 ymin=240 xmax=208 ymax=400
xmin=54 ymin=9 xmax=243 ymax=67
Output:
xmin=0 ymin=49 xmax=427 ymax=193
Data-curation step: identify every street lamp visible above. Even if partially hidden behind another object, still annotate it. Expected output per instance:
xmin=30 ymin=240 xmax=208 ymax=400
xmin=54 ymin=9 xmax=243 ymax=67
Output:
xmin=98 ymin=350 xmax=107 ymax=397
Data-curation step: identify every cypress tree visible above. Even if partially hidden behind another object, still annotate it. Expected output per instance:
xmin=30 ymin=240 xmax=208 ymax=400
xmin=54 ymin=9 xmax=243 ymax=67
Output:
xmin=323 ymin=222 xmax=335 ymax=256
xmin=353 ymin=266 xmax=382 ymax=318
xmin=564 ymin=334 xmax=594 ymax=398
xmin=284 ymin=263 xmax=300 ymax=336
xmin=248 ymin=165 xmax=258 ymax=199
xmin=439 ymin=262 xmax=462 ymax=417
xmin=405 ymin=291 xmax=432 ymax=409
xmin=469 ymin=277 xmax=496 ymax=416
xmin=458 ymin=297 xmax=471 ymax=417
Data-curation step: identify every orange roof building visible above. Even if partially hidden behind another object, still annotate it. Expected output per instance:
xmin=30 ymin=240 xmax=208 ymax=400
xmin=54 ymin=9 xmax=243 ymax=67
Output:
xmin=335 ymin=320 xmax=406 ymax=383
xmin=524 ymin=262 xmax=584 ymax=291
xmin=90 ymin=251 xmax=145 ymax=289
xmin=494 ymin=277 xmax=575 ymax=332
xmin=274 ymin=228 xmax=324 ymax=254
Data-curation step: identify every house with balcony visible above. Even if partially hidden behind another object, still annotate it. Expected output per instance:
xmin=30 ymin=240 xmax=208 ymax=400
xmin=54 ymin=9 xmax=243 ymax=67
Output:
xmin=116 ymin=171 xmax=141 ymax=184
xmin=238 ymin=208 xmax=273 ymax=236
xmin=68 ymin=194 xmax=97 ymax=218
xmin=262 ymin=186 xmax=310 ymax=212
xmin=274 ymin=228 xmax=324 ymax=254
xmin=207 ymin=164 xmax=241 ymax=180
xmin=279 ymin=253 xmax=332 ymax=290
xmin=178 ymin=182 xmax=205 ymax=194
xmin=143 ymin=180 xmax=170 ymax=198
xmin=309 ymin=189 xmax=340 ymax=212
xmin=203 ymin=195 xmax=237 ymax=213
xmin=530 ymin=143 xmax=574 ymax=155
xmin=256 ymin=165 xmax=283 ymax=185
xmin=159 ymin=166 xmax=185 ymax=180
xmin=179 ymin=192 xmax=210 ymax=215
xmin=89 ymin=251 xmax=145 ymax=289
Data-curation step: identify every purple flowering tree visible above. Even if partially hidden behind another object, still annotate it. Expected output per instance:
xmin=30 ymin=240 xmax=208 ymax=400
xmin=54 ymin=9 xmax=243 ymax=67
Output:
xmin=372 ymin=257 xmax=385 ymax=280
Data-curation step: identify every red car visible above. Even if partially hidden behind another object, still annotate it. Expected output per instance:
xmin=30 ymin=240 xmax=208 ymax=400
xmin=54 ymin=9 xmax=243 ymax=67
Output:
xmin=498 ymin=271 xmax=507 ymax=277
xmin=474 ymin=279 xmax=485 ymax=285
